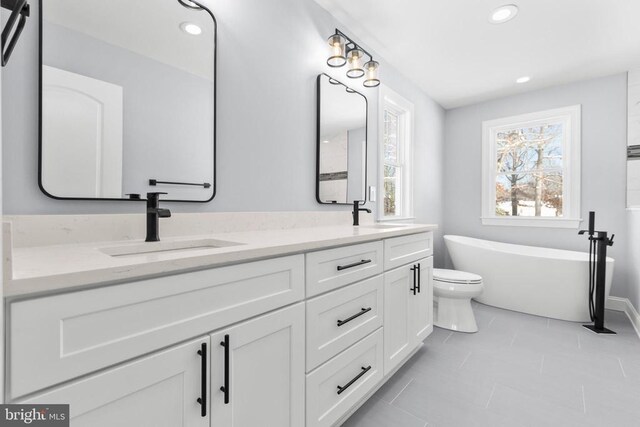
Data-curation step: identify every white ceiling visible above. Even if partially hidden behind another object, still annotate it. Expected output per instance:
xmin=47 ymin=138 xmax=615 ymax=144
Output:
xmin=43 ymin=0 xmax=215 ymax=80
xmin=314 ymin=0 xmax=640 ymax=109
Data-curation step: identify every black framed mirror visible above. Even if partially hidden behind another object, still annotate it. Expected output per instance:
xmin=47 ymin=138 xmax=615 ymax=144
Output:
xmin=316 ymin=73 xmax=368 ymax=205
xmin=38 ymin=0 xmax=216 ymax=203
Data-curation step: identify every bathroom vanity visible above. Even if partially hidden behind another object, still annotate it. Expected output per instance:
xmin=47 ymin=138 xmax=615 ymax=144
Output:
xmin=3 ymin=214 xmax=436 ymax=427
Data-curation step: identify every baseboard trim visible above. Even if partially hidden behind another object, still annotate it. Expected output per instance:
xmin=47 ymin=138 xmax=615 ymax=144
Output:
xmin=605 ymin=296 xmax=629 ymax=312
xmin=606 ymin=296 xmax=640 ymax=338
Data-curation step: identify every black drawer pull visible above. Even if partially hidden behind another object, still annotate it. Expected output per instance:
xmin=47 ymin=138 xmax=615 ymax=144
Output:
xmin=337 ymin=259 xmax=372 ymax=271
xmin=337 ymin=366 xmax=372 ymax=395
xmin=410 ymin=265 xmax=418 ymax=295
xmin=196 ymin=342 xmax=207 ymax=417
xmin=220 ymin=334 xmax=230 ymax=404
xmin=417 ymin=263 xmax=422 ymax=293
xmin=337 ymin=307 xmax=372 ymax=327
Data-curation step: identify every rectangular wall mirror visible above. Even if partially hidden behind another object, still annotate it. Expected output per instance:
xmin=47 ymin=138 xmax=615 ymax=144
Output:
xmin=39 ymin=0 xmax=216 ymax=202
xmin=316 ymin=73 xmax=368 ymax=205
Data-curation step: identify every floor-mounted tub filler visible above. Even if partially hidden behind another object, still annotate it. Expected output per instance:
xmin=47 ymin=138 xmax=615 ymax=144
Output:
xmin=444 ymin=235 xmax=614 ymax=322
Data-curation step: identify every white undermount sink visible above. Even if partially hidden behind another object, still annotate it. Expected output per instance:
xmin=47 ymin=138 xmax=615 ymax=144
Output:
xmin=100 ymin=239 xmax=243 ymax=257
xmin=361 ymin=224 xmax=413 ymax=230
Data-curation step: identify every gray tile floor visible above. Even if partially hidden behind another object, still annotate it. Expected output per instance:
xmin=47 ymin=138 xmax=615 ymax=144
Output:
xmin=342 ymin=301 xmax=640 ymax=427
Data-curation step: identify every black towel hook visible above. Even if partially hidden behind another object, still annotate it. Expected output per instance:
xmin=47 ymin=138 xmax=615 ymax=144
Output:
xmin=1 ymin=0 xmax=30 ymax=67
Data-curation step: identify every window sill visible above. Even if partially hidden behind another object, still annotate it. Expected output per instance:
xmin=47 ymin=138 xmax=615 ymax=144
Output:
xmin=481 ymin=217 xmax=582 ymax=229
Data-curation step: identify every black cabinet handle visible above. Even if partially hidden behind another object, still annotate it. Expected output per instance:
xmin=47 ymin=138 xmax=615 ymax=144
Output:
xmin=337 ymin=366 xmax=372 ymax=395
xmin=196 ymin=343 xmax=207 ymax=417
xmin=337 ymin=259 xmax=372 ymax=271
xmin=337 ymin=307 xmax=372 ymax=327
xmin=410 ymin=265 xmax=418 ymax=295
xmin=220 ymin=334 xmax=230 ymax=404
xmin=417 ymin=263 xmax=422 ymax=293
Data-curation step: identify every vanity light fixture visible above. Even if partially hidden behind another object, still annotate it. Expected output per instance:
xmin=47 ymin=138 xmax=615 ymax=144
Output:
xmin=1 ymin=0 xmax=30 ymax=67
xmin=489 ymin=4 xmax=519 ymax=24
xmin=346 ymin=47 xmax=365 ymax=78
xmin=177 ymin=0 xmax=203 ymax=10
xmin=180 ymin=22 xmax=202 ymax=35
xmin=363 ymin=60 xmax=380 ymax=88
xmin=326 ymin=29 xmax=380 ymax=88
xmin=516 ymin=76 xmax=531 ymax=83
xmin=327 ymin=33 xmax=347 ymax=67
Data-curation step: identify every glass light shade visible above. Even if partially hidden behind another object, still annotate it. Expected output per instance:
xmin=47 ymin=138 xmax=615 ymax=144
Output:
xmin=327 ymin=34 xmax=346 ymax=67
xmin=363 ymin=60 xmax=380 ymax=87
xmin=346 ymin=48 xmax=365 ymax=78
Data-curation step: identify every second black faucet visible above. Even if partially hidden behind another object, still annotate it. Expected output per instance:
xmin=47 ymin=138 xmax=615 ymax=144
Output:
xmin=352 ymin=200 xmax=371 ymax=226
xmin=146 ymin=192 xmax=171 ymax=242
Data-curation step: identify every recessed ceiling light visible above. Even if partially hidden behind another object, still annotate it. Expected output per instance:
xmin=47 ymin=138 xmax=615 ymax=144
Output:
xmin=322 ymin=140 xmax=330 ymax=144
xmin=489 ymin=5 xmax=519 ymax=24
xmin=180 ymin=22 xmax=202 ymax=36
xmin=516 ymin=76 xmax=531 ymax=84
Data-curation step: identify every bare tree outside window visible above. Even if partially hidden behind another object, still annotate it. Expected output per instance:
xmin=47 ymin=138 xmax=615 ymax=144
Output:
xmin=383 ymin=110 xmax=401 ymax=216
xmin=495 ymin=123 xmax=564 ymax=217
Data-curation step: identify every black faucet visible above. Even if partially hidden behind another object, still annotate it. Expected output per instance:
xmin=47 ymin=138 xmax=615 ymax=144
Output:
xmin=352 ymin=200 xmax=372 ymax=226
xmin=146 ymin=192 xmax=171 ymax=242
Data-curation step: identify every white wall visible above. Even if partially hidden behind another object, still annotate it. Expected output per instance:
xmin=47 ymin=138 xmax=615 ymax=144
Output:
xmin=444 ymin=74 xmax=630 ymax=302
xmin=628 ymin=210 xmax=640 ymax=311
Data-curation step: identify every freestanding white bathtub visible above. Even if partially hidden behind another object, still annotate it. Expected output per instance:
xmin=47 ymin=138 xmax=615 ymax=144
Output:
xmin=444 ymin=235 xmax=614 ymax=322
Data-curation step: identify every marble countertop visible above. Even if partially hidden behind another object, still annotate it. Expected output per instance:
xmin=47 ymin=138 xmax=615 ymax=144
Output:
xmin=5 ymin=223 xmax=437 ymax=298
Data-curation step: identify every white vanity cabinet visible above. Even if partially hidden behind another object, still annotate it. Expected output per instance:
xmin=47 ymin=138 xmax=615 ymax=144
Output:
xmin=305 ymin=231 xmax=434 ymax=427
xmin=17 ymin=304 xmax=305 ymax=427
xmin=20 ymin=336 xmax=210 ymax=427
xmin=209 ymin=303 xmax=305 ymax=427
xmin=8 ymin=255 xmax=304 ymax=399
xmin=6 ymin=226 xmax=436 ymax=427
xmin=383 ymin=257 xmax=434 ymax=375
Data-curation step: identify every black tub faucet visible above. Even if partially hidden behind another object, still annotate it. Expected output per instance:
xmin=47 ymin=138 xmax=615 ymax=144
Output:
xmin=352 ymin=200 xmax=372 ymax=226
xmin=146 ymin=192 xmax=171 ymax=242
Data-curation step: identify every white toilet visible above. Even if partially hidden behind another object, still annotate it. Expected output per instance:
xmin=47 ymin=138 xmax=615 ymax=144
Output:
xmin=433 ymin=269 xmax=484 ymax=333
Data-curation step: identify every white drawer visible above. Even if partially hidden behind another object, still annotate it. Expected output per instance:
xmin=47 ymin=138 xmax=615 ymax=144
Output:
xmin=306 ymin=275 xmax=383 ymax=371
xmin=306 ymin=241 xmax=383 ymax=297
xmin=8 ymin=255 xmax=304 ymax=399
xmin=306 ymin=329 xmax=383 ymax=427
xmin=384 ymin=232 xmax=433 ymax=270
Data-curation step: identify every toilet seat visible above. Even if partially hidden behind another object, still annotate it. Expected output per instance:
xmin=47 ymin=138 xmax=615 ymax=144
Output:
xmin=433 ymin=268 xmax=482 ymax=285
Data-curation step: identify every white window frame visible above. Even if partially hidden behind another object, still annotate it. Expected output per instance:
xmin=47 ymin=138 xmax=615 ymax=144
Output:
xmin=481 ymin=105 xmax=582 ymax=228
xmin=378 ymin=85 xmax=414 ymax=221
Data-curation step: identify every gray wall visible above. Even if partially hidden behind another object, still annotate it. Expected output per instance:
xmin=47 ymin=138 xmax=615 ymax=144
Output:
xmin=444 ymin=74 xmax=630 ymax=301
xmin=43 ymin=23 xmax=214 ymax=201
xmin=2 ymin=0 xmax=445 ymax=264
